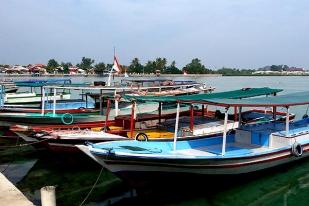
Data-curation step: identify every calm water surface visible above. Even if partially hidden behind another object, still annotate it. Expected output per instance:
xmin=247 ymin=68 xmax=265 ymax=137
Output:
xmin=1 ymin=76 xmax=309 ymax=206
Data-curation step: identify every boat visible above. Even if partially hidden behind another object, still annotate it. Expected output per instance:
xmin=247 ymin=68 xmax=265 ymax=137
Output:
xmin=10 ymin=103 xmax=184 ymax=152
xmin=77 ymin=91 xmax=309 ymax=185
xmin=0 ymin=101 xmax=159 ymax=127
xmin=1 ymin=79 xmax=71 ymax=107
xmin=121 ymin=79 xmax=215 ymax=96
xmin=115 ymin=87 xmax=284 ymax=139
xmin=0 ymin=79 xmax=19 ymax=93
xmin=2 ymin=78 xmax=74 ymax=106
xmin=4 ymin=92 xmax=71 ymax=104
xmin=17 ymin=87 xmax=284 ymax=153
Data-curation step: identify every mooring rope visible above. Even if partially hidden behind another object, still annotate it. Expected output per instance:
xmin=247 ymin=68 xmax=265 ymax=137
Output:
xmin=79 ymin=166 xmax=104 ymax=206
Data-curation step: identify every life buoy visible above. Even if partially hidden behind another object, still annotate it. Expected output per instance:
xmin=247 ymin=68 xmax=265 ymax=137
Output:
xmin=135 ymin=133 xmax=148 ymax=141
xmin=291 ymin=142 xmax=303 ymax=157
xmin=61 ymin=113 xmax=74 ymax=125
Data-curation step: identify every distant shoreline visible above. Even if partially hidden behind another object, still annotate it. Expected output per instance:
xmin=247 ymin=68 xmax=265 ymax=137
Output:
xmin=1 ymin=73 xmax=309 ymax=78
xmin=0 ymin=73 xmax=222 ymax=78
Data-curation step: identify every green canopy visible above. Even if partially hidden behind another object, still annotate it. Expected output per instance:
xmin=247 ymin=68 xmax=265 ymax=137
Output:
xmin=179 ymin=91 xmax=309 ymax=107
xmin=122 ymin=87 xmax=283 ymax=102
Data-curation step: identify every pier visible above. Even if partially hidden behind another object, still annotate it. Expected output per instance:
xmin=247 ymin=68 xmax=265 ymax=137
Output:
xmin=0 ymin=172 xmax=34 ymax=206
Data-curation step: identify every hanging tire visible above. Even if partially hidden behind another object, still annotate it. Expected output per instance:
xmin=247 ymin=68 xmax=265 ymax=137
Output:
xmin=61 ymin=113 xmax=74 ymax=125
xmin=135 ymin=133 xmax=148 ymax=141
xmin=291 ymin=142 xmax=303 ymax=157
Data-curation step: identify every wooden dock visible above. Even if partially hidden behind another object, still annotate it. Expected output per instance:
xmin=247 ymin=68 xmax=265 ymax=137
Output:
xmin=0 ymin=172 xmax=34 ymax=206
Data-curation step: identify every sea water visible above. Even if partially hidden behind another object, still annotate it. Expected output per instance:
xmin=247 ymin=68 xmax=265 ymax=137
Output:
xmin=1 ymin=75 xmax=309 ymax=205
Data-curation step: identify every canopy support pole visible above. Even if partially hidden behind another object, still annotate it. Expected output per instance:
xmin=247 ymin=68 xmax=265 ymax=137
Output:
xmin=286 ymin=106 xmax=290 ymax=137
xmin=234 ymin=106 xmax=238 ymax=122
xmin=130 ymin=101 xmax=136 ymax=138
xmin=202 ymin=105 xmax=205 ymax=116
xmin=99 ymin=89 xmax=103 ymax=115
xmin=273 ymin=106 xmax=276 ymax=120
xmin=114 ymin=90 xmax=119 ymax=117
xmin=173 ymin=103 xmax=180 ymax=151
xmin=41 ymin=87 xmax=45 ymax=116
xmin=0 ymin=85 xmax=3 ymax=108
xmin=53 ymin=88 xmax=57 ymax=117
xmin=40 ymin=86 xmax=43 ymax=107
xmin=158 ymin=102 xmax=162 ymax=124
xmin=104 ymin=99 xmax=111 ymax=131
xmin=190 ymin=104 xmax=194 ymax=131
xmin=134 ymin=101 xmax=137 ymax=119
xmin=238 ymin=106 xmax=242 ymax=125
xmin=222 ymin=107 xmax=229 ymax=156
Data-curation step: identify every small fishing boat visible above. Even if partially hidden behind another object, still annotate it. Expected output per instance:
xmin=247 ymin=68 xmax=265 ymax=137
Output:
xmin=0 ymin=79 xmax=19 ymax=93
xmin=77 ymin=91 xmax=309 ymax=185
xmin=4 ymin=92 xmax=71 ymax=104
xmin=122 ymin=79 xmax=215 ymax=96
xmin=19 ymin=87 xmax=284 ymax=153
xmin=114 ymin=87 xmax=284 ymax=139
xmin=18 ymin=129 xmax=127 ymax=153
xmin=11 ymin=104 xmax=184 ymax=152
xmin=0 ymin=101 xmax=159 ymax=126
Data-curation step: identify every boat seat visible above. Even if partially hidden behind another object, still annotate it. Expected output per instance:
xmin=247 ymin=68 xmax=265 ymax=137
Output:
xmin=203 ymin=145 xmax=252 ymax=156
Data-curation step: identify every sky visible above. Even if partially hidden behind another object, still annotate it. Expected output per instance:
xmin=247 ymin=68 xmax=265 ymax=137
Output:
xmin=1 ymin=0 xmax=309 ymax=69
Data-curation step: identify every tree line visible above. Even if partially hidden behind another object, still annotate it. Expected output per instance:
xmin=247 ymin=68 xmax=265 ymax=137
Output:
xmin=44 ymin=57 xmax=257 ymax=75
xmin=3 ymin=57 xmax=289 ymax=76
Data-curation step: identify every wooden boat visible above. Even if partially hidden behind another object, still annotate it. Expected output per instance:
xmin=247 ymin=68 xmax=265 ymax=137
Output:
xmin=1 ymin=107 xmax=99 ymax=114
xmin=11 ymin=106 xmax=189 ymax=152
xmin=112 ymin=87 xmax=285 ymax=140
xmin=77 ymin=91 xmax=309 ymax=185
xmin=0 ymin=113 xmax=105 ymax=126
xmin=95 ymin=108 xmax=293 ymax=140
xmin=122 ymin=79 xmax=215 ymax=96
xmin=0 ymin=101 xmax=159 ymax=127
xmin=86 ymin=79 xmax=215 ymax=102
xmin=0 ymin=79 xmax=19 ymax=93
xmin=1 ymin=99 xmax=95 ymax=110
xmin=15 ymin=129 xmax=127 ymax=153
xmin=4 ymin=78 xmax=73 ymax=105
xmin=17 ymin=87 xmax=284 ymax=153
xmin=4 ymin=92 xmax=71 ymax=104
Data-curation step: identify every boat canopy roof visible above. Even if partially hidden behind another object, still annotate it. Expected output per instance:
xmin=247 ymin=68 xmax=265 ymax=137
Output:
xmin=15 ymin=78 xmax=73 ymax=87
xmin=179 ymin=91 xmax=309 ymax=107
xmin=121 ymin=79 xmax=196 ymax=83
xmin=121 ymin=79 xmax=173 ymax=82
xmin=122 ymin=87 xmax=282 ymax=102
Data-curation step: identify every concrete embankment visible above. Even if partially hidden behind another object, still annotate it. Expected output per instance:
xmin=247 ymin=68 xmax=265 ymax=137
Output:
xmin=0 ymin=172 xmax=34 ymax=206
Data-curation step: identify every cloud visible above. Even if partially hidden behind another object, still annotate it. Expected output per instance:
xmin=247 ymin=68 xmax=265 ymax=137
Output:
xmin=1 ymin=0 xmax=309 ymax=68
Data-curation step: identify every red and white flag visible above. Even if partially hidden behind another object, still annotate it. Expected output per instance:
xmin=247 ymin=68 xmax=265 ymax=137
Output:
xmin=112 ymin=56 xmax=122 ymax=73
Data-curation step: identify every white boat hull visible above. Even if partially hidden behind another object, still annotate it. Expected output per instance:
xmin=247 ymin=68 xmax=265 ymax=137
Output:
xmin=5 ymin=93 xmax=71 ymax=104
xmin=85 ymin=146 xmax=309 ymax=176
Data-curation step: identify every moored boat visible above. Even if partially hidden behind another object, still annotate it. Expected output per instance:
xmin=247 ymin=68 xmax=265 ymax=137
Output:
xmin=77 ymin=91 xmax=309 ymax=185
xmin=10 ymin=87 xmax=284 ymax=153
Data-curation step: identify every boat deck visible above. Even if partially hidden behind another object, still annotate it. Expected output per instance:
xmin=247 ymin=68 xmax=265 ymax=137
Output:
xmin=176 ymin=142 xmax=268 ymax=157
xmin=91 ymin=118 xmax=309 ymax=159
